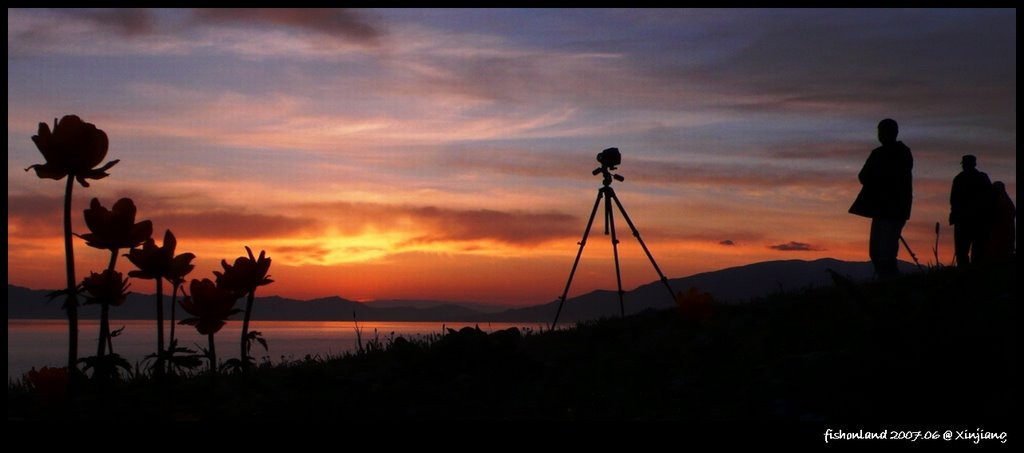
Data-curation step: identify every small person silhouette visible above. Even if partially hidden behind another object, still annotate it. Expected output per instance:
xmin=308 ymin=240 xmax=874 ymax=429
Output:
xmin=849 ymin=118 xmax=913 ymax=280
xmin=949 ymin=155 xmax=992 ymax=266
xmin=986 ymin=181 xmax=1016 ymax=262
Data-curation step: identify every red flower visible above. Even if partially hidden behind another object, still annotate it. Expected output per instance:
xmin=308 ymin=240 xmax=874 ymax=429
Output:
xmin=81 ymin=269 xmax=130 ymax=307
xmin=26 ymin=366 xmax=69 ymax=404
xmin=25 ymin=115 xmax=118 ymax=187
xmin=214 ymin=246 xmax=273 ymax=296
xmin=675 ymin=287 xmax=715 ymax=321
xmin=179 ymin=279 xmax=241 ymax=335
xmin=78 ymin=198 xmax=153 ymax=251
xmin=127 ymin=230 xmax=194 ymax=281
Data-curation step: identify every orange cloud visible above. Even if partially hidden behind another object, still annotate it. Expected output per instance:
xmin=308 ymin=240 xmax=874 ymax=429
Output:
xmin=149 ymin=211 xmax=315 ymax=240
xmin=768 ymin=241 xmax=824 ymax=252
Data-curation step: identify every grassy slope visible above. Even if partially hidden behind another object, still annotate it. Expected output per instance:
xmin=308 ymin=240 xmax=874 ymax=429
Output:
xmin=8 ymin=261 xmax=1016 ymax=421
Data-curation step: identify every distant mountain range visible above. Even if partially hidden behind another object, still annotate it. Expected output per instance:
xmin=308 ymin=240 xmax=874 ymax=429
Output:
xmin=7 ymin=258 xmax=912 ymax=323
xmin=4 ymin=289 xmax=496 ymax=323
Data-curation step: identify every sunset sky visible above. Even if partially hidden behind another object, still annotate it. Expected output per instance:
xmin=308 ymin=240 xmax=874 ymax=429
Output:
xmin=7 ymin=9 xmax=1016 ymax=305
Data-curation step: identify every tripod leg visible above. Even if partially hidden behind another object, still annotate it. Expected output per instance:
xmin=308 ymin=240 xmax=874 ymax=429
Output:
xmin=900 ymin=235 xmax=924 ymax=272
xmin=608 ymin=190 xmax=676 ymax=301
xmin=606 ymin=193 xmax=626 ymax=317
xmin=552 ymin=189 xmax=604 ymax=329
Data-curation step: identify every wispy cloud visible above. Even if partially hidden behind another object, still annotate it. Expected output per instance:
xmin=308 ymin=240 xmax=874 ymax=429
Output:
xmin=7 ymin=193 xmax=64 ymax=239
xmin=191 ymin=8 xmax=384 ymax=44
xmin=768 ymin=241 xmax=824 ymax=252
xmin=7 ymin=191 xmax=579 ymax=255
xmin=7 ymin=8 xmax=384 ymax=58
xmin=297 ymin=202 xmax=578 ymax=247
xmin=63 ymin=8 xmax=155 ymax=36
xmin=398 ymin=207 xmax=577 ymax=246
xmin=683 ymin=9 xmax=1016 ymax=129
xmin=8 ymin=9 xmax=189 ymax=57
xmin=149 ymin=211 xmax=315 ymax=240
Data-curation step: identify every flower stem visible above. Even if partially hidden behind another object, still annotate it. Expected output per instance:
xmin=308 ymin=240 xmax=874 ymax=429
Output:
xmin=97 ymin=249 xmax=119 ymax=358
xmin=98 ymin=303 xmax=110 ymax=357
xmin=241 ymin=290 xmax=255 ymax=368
xmin=208 ymin=333 xmax=217 ymax=376
xmin=155 ymin=277 xmax=165 ymax=376
xmin=63 ymin=176 xmax=78 ymax=372
xmin=169 ymin=282 xmax=179 ymax=354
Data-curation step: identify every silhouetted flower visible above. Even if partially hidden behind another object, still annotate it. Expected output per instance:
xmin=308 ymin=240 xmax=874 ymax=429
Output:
xmin=81 ymin=270 xmax=130 ymax=307
xmin=126 ymin=229 xmax=192 ymax=375
xmin=78 ymin=198 xmax=152 ymax=251
xmin=127 ymin=230 xmax=184 ymax=280
xmin=165 ymin=252 xmax=196 ymax=288
xmin=82 ymin=269 xmax=131 ymax=359
xmin=216 ymin=246 xmax=273 ymax=368
xmin=179 ymin=279 xmax=241 ymax=336
xmin=27 ymin=114 xmax=119 ymax=372
xmin=164 ymin=246 xmax=195 ymax=358
xmin=26 ymin=115 xmax=118 ymax=187
xmin=214 ymin=246 xmax=273 ymax=296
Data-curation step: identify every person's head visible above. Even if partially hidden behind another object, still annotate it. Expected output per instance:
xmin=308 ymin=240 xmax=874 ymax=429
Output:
xmin=877 ymin=118 xmax=899 ymax=145
xmin=993 ymin=181 xmax=1005 ymax=192
xmin=961 ymin=154 xmax=977 ymax=170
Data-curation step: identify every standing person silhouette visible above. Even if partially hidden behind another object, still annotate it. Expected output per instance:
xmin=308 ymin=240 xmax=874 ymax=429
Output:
xmin=949 ymin=155 xmax=992 ymax=266
xmin=987 ymin=181 xmax=1016 ymax=262
xmin=849 ymin=118 xmax=913 ymax=280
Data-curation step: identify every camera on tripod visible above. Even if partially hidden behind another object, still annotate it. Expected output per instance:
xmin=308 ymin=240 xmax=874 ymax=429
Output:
xmin=596 ymin=147 xmax=621 ymax=169
xmin=553 ymin=146 xmax=675 ymax=328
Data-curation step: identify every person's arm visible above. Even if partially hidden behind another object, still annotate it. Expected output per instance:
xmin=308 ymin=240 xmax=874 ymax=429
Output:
xmin=858 ymin=151 xmax=878 ymax=185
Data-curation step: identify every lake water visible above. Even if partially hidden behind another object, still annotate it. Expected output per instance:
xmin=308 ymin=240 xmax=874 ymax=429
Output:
xmin=7 ymin=319 xmax=547 ymax=380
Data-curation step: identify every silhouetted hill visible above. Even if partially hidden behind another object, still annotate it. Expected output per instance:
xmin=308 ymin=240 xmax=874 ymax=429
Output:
xmin=7 ymin=258 xmax=913 ymax=322
xmin=7 ymin=285 xmax=60 ymax=319
xmin=250 ymin=295 xmax=363 ymax=321
xmin=9 ymin=260 xmax=1014 ymax=424
xmin=6 ymin=287 xmax=491 ymax=322
xmin=6 ymin=286 xmax=163 ymax=320
xmin=490 ymin=258 xmax=916 ymax=323
xmin=366 ymin=299 xmax=511 ymax=314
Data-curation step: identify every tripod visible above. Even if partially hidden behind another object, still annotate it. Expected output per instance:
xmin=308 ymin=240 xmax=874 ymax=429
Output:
xmin=552 ymin=165 xmax=676 ymax=328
